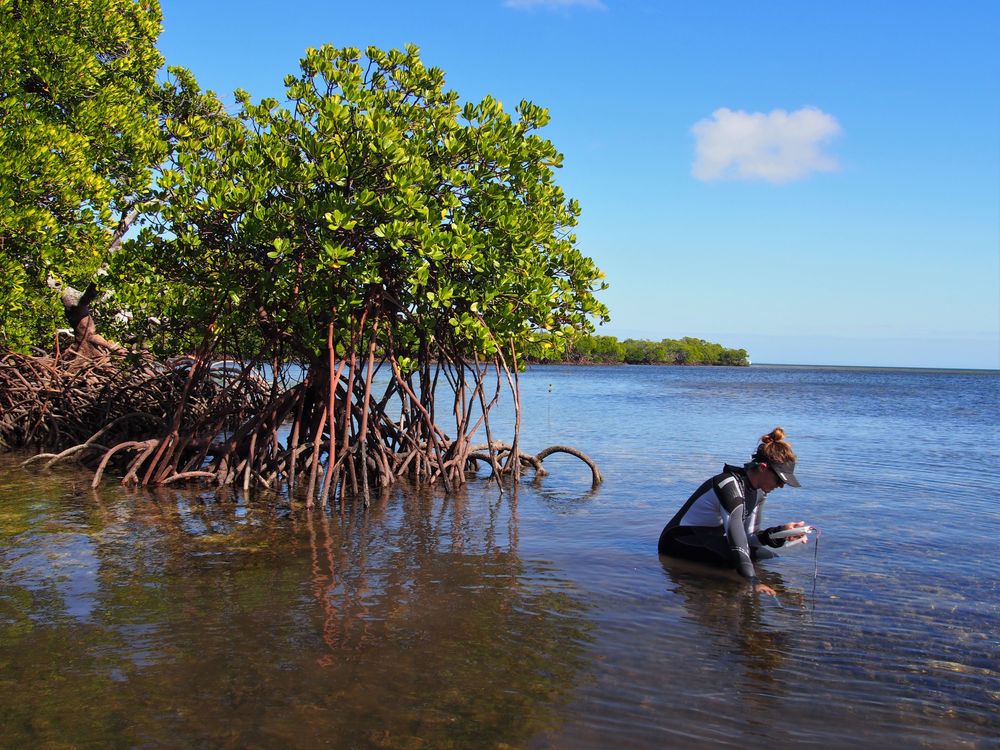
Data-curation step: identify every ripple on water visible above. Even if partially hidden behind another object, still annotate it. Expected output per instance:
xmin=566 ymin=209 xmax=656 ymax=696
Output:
xmin=0 ymin=367 xmax=997 ymax=748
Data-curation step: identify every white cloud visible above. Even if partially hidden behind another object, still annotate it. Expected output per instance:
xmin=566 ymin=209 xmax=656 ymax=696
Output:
xmin=691 ymin=107 xmax=842 ymax=183
xmin=503 ymin=0 xmax=607 ymax=10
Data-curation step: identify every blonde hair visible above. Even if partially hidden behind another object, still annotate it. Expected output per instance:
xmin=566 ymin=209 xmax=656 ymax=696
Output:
xmin=753 ymin=427 xmax=796 ymax=465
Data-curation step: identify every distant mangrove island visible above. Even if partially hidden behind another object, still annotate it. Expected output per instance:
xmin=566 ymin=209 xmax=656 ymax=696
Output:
xmin=527 ymin=335 xmax=749 ymax=366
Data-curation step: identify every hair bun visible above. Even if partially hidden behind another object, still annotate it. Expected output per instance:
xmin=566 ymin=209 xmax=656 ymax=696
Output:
xmin=760 ymin=427 xmax=786 ymax=444
xmin=754 ymin=427 xmax=796 ymax=465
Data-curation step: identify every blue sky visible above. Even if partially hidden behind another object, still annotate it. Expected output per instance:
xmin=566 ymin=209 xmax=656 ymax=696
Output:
xmin=157 ymin=0 xmax=999 ymax=369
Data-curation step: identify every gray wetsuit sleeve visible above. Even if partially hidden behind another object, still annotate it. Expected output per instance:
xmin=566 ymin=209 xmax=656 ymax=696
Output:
xmin=713 ymin=474 xmax=759 ymax=584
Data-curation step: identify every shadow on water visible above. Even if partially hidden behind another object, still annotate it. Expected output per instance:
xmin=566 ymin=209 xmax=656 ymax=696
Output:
xmin=0 ymin=457 xmax=594 ymax=749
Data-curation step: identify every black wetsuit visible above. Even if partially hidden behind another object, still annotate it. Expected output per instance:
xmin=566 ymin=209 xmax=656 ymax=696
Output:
xmin=658 ymin=463 xmax=786 ymax=586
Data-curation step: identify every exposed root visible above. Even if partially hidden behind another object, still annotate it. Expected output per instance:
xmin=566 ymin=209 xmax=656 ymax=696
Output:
xmin=535 ymin=445 xmax=604 ymax=487
xmin=467 ymin=442 xmax=603 ymax=488
xmin=161 ymin=470 xmax=216 ymax=485
xmin=93 ymin=439 xmax=159 ymax=488
xmin=4 ymin=336 xmax=603 ymax=504
xmin=43 ymin=442 xmax=110 ymax=470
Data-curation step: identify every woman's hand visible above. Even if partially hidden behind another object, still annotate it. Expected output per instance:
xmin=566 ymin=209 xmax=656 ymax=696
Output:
xmin=781 ymin=521 xmax=810 ymax=543
xmin=754 ymin=582 xmax=777 ymax=596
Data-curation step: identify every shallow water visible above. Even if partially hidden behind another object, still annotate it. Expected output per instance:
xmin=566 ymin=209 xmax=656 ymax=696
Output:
xmin=1 ymin=365 xmax=998 ymax=748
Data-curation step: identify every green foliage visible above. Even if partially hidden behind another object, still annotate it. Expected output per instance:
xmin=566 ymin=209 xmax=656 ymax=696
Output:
xmin=572 ymin=334 xmax=626 ymax=363
xmin=0 ymin=0 xmax=166 ymax=350
xmin=104 ymin=68 xmax=237 ymax=355
xmin=536 ymin=334 xmax=748 ymax=366
xmin=112 ymin=44 xmax=609 ymax=363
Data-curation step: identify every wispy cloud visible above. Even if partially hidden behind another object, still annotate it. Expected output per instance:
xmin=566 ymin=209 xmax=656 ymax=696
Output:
xmin=691 ymin=107 xmax=842 ymax=184
xmin=503 ymin=0 xmax=607 ymax=10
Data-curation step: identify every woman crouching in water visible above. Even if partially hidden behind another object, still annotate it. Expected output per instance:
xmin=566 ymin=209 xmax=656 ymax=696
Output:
xmin=658 ymin=427 xmax=808 ymax=596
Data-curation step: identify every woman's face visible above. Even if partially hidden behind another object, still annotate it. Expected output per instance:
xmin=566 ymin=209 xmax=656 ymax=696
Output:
xmin=750 ymin=463 xmax=784 ymax=493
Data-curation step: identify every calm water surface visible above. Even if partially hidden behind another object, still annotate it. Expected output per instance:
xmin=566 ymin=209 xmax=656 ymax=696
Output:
xmin=1 ymin=365 xmax=997 ymax=748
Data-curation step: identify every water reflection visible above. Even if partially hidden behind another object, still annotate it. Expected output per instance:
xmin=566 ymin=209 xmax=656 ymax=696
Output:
xmin=659 ymin=556 xmax=802 ymax=677
xmin=0 ymin=460 xmax=593 ymax=748
xmin=4 ymin=365 xmax=999 ymax=749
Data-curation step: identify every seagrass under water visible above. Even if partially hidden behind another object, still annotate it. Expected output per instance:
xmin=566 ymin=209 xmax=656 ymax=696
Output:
xmin=0 ymin=364 xmax=997 ymax=748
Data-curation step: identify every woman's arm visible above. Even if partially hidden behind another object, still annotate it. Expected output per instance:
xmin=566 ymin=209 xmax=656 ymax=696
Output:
xmin=713 ymin=475 xmax=760 ymax=585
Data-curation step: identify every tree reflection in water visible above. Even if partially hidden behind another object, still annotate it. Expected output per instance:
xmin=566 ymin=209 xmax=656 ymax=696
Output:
xmin=0 ymin=460 xmax=592 ymax=749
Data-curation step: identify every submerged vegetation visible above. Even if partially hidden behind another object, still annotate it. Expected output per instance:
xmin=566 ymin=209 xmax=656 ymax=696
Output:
xmin=0 ymin=0 xmax=608 ymax=504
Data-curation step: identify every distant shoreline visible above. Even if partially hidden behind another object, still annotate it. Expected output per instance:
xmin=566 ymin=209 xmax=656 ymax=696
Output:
xmin=526 ymin=361 xmax=998 ymax=375
xmin=750 ymin=362 xmax=1000 ymax=375
xmin=525 ymin=360 xmax=746 ymax=367
xmin=527 ymin=334 xmax=749 ymax=367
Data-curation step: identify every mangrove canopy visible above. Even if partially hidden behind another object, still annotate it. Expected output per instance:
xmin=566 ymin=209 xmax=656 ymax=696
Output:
xmin=0 ymin=0 xmax=165 ymax=349
xmin=1 ymin=14 xmax=609 ymax=505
